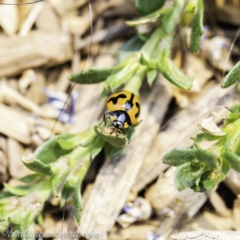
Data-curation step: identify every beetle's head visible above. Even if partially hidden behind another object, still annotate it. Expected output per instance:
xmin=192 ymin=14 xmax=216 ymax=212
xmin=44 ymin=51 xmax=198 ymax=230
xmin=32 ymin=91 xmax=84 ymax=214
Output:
xmin=112 ymin=120 xmax=124 ymax=129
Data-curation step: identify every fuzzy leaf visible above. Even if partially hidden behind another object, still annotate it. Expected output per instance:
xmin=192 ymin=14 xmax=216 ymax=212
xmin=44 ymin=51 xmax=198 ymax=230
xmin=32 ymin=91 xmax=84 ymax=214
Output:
xmin=147 ymin=69 xmax=158 ymax=86
xmin=140 ymin=54 xmax=158 ymax=69
xmin=221 ymin=157 xmax=231 ymax=175
xmin=226 ymin=103 xmax=240 ymax=114
xmin=161 ymin=0 xmax=185 ymax=34
xmin=202 ymin=170 xmax=225 ymax=190
xmin=94 ymin=125 xmax=128 ymax=148
xmin=73 ymin=186 xmax=82 ymax=224
xmin=195 ymin=149 xmax=217 ymax=169
xmin=190 ymin=182 xmax=207 ymax=192
xmin=69 ymin=66 xmax=122 ymax=84
xmin=225 ymin=112 xmax=240 ymax=125
xmin=141 ymin=27 xmax=165 ymax=58
xmin=159 ymin=50 xmax=194 ymax=89
xmin=104 ymin=143 xmax=125 ymax=158
xmin=19 ymin=174 xmax=44 ymax=183
xmin=163 ymin=148 xmax=196 ymax=166
xmin=174 ymin=161 xmax=207 ymax=191
xmin=135 ymin=0 xmax=166 ymax=15
xmin=193 ymin=133 xmax=225 ymax=149
xmin=190 ymin=0 xmax=204 ymax=53
xmin=34 ymin=135 xmax=71 ymax=164
xmin=118 ymin=36 xmax=145 ymax=62
xmin=3 ymin=183 xmax=33 ymax=196
xmin=222 ymin=61 xmax=240 ymax=88
xmin=58 ymin=130 xmax=96 ymax=150
xmin=101 ymin=61 xmax=139 ymax=98
xmin=126 ymin=7 xmax=170 ymax=27
xmin=222 ymin=151 xmax=240 ymax=172
xmin=90 ymin=136 xmax=106 ymax=158
xmin=51 ymin=174 xmax=64 ymax=197
xmin=60 ymin=183 xmax=74 ymax=208
xmin=22 ymin=154 xmax=54 ymax=176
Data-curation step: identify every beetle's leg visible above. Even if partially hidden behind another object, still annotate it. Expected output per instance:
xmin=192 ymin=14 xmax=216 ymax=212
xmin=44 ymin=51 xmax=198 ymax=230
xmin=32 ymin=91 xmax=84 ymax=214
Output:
xmin=126 ymin=126 xmax=131 ymax=138
xmin=103 ymin=112 xmax=111 ymax=127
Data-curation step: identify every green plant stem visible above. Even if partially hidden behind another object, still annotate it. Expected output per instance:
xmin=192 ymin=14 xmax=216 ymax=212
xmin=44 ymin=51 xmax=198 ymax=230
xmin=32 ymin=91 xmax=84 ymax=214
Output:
xmin=124 ymin=65 xmax=148 ymax=96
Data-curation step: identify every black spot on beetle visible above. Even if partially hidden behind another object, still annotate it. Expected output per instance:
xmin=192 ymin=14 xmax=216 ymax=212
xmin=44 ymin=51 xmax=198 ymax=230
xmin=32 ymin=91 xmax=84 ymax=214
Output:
xmin=135 ymin=102 xmax=140 ymax=118
xmin=108 ymin=94 xmax=127 ymax=105
xmin=125 ymin=93 xmax=134 ymax=111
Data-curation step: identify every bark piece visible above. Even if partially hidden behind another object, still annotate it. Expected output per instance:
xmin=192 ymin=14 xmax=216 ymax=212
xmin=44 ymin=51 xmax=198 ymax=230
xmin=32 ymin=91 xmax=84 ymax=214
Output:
xmin=0 ymin=30 xmax=72 ymax=77
xmin=0 ymin=104 xmax=32 ymax=145
xmin=171 ymin=230 xmax=240 ymax=240
xmin=78 ymin=79 xmax=172 ymax=240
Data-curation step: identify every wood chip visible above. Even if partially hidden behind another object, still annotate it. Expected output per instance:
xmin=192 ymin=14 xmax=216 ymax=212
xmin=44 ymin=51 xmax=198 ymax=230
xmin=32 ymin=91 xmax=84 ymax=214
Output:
xmin=233 ymin=195 xmax=240 ymax=230
xmin=0 ymin=150 xmax=8 ymax=182
xmin=225 ymin=169 xmax=240 ymax=195
xmin=36 ymin=2 xmax=60 ymax=32
xmin=0 ymin=1 xmax=18 ymax=35
xmin=0 ymin=104 xmax=32 ymax=145
xmin=25 ymin=70 xmax=46 ymax=105
xmin=0 ymin=30 xmax=72 ymax=77
xmin=0 ymin=81 xmax=57 ymax=119
xmin=78 ymin=79 xmax=172 ymax=240
xmin=7 ymin=138 xmax=31 ymax=178
xmin=207 ymin=190 xmax=232 ymax=217
xmin=19 ymin=1 xmax=45 ymax=37
xmin=171 ymin=230 xmax=240 ymax=240
xmin=109 ymin=220 xmax=160 ymax=240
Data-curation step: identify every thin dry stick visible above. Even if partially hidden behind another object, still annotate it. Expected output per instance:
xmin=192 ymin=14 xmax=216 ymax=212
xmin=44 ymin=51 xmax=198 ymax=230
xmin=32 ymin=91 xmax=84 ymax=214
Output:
xmin=0 ymin=0 xmax=44 ymax=5
xmin=49 ymin=0 xmax=94 ymax=138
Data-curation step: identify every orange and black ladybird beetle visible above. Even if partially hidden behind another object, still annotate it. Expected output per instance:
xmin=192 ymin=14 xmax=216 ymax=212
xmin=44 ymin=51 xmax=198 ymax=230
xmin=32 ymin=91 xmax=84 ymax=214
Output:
xmin=103 ymin=90 xmax=140 ymax=135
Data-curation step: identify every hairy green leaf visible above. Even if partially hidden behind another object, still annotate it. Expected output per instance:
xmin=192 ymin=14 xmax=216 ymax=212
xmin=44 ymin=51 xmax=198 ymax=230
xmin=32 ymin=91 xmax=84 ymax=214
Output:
xmin=135 ymin=0 xmax=166 ymax=15
xmin=161 ymin=0 xmax=185 ymax=34
xmin=190 ymin=0 xmax=204 ymax=53
xmin=34 ymin=135 xmax=71 ymax=164
xmin=140 ymin=54 xmax=158 ymax=69
xmin=126 ymin=7 xmax=170 ymax=27
xmin=22 ymin=155 xmax=54 ymax=176
xmin=94 ymin=125 xmax=128 ymax=148
xmin=69 ymin=66 xmax=122 ymax=84
xmin=163 ymin=148 xmax=196 ymax=166
xmin=222 ymin=61 xmax=240 ymax=88
xmin=194 ymin=149 xmax=217 ymax=169
xmin=101 ymin=60 xmax=140 ymax=98
xmin=226 ymin=103 xmax=240 ymax=114
xmin=202 ymin=170 xmax=225 ymax=190
xmin=58 ymin=129 xmax=96 ymax=150
xmin=3 ymin=184 xmax=33 ymax=196
xmin=222 ymin=151 xmax=240 ymax=172
xmin=73 ymin=186 xmax=82 ymax=224
xmin=193 ymin=133 xmax=226 ymax=149
xmin=147 ymin=69 xmax=158 ymax=86
xmin=60 ymin=183 xmax=74 ymax=208
xmin=118 ymin=36 xmax=145 ymax=62
xmin=159 ymin=48 xmax=194 ymax=89
xmin=174 ymin=161 xmax=207 ymax=191
xmin=19 ymin=174 xmax=44 ymax=183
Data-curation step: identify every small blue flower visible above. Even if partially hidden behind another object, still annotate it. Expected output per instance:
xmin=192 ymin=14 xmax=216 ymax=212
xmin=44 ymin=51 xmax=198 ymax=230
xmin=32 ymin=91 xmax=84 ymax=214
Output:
xmin=44 ymin=88 xmax=79 ymax=123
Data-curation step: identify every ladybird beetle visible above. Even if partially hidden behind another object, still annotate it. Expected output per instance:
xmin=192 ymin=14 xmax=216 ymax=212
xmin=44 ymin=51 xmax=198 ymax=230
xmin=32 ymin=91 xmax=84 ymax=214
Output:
xmin=103 ymin=90 xmax=140 ymax=135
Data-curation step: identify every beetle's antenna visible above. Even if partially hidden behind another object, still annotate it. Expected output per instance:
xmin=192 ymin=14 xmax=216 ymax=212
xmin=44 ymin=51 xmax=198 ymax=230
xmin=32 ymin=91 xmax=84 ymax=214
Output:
xmin=0 ymin=0 xmax=44 ymax=5
xmin=49 ymin=0 xmax=93 ymax=137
